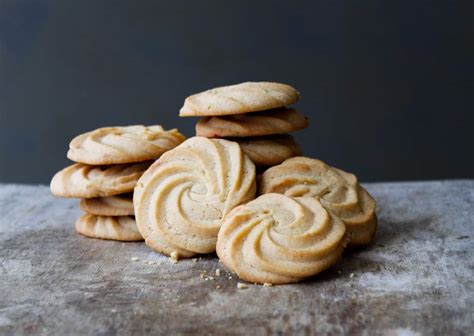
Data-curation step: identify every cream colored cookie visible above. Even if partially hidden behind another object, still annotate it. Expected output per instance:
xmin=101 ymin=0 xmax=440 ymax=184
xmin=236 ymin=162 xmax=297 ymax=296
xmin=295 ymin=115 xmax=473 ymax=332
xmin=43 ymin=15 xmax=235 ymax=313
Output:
xmin=134 ymin=136 xmax=256 ymax=258
xmin=67 ymin=125 xmax=185 ymax=165
xmin=180 ymin=82 xmax=300 ymax=117
xmin=233 ymin=135 xmax=302 ymax=166
xmin=195 ymin=108 xmax=308 ymax=137
xmin=79 ymin=193 xmax=134 ymax=216
xmin=50 ymin=161 xmax=151 ymax=198
xmin=216 ymin=193 xmax=347 ymax=284
xmin=259 ymin=157 xmax=377 ymax=246
xmin=75 ymin=214 xmax=143 ymax=241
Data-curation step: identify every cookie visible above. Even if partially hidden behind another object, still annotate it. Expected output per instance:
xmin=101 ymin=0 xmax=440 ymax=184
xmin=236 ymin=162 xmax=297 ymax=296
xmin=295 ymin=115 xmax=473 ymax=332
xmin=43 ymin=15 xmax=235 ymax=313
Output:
xmin=75 ymin=214 xmax=143 ymax=241
xmin=195 ymin=108 xmax=308 ymax=138
xmin=232 ymin=135 xmax=302 ymax=166
xmin=259 ymin=157 xmax=377 ymax=246
xmin=50 ymin=161 xmax=152 ymax=198
xmin=79 ymin=193 xmax=134 ymax=216
xmin=180 ymin=82 xmax=300 ymax=117
xmin=134 ymin=136 xmax=256 ymax=257
xmin=67 ymin=125 xmax=185 ymax=165
xmin=216 ymin=193 xmax=347 ymax=284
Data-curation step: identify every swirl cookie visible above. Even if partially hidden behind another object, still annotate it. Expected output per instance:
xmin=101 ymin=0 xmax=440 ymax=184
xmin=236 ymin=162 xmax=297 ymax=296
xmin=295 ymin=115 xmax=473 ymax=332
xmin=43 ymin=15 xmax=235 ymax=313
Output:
xmin=233 ymin=135 xmax=302 ymax=167
xmin=216 ymin=194 xmax=347 ymax=284
xmin=259 ymin=157 xmax=377 ymax=246
xmin=50 ymin=161 xmax=152 ymax=198
xmin=134 ymin=136 xmax=256 ymax=258
xmin=180 ymin=82 xmax=300 ymax=117
xmin=79 ymin=193 xmax=134 ymax=216
xmin=75 ymin=214 xmax=143 ymax=241
xmin=67 ymin=125 xmax=185 ymax=165
xmin=195 ymin=108 xmax=308 ymax=138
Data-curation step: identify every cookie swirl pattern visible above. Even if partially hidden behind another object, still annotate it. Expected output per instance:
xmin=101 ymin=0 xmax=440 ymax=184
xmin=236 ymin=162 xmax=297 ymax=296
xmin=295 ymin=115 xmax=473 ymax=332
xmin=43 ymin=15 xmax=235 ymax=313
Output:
xmin=68 ymin=125 xmax=185 ymax=165
xmin=216 ymin=194 xmax=347 ymax=284
xmin=134 ymin=137 xmax=256 ymax=257
xmin=259 ymin=157 xmax=377 ymax=246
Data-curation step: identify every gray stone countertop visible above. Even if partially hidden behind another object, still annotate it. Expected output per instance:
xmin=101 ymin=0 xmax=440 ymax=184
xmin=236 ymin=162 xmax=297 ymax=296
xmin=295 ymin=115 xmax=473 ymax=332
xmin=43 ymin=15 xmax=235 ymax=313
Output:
xmin=0 ymin=180 xmax=473 ymax=335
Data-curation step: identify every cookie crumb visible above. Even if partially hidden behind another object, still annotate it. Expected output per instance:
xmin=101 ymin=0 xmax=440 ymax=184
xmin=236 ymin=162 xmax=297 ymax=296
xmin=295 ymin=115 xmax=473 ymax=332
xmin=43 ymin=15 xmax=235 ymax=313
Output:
xmin=170 ymin=251 xmax=179 ymax=263
xmin=216 ymin=285 xmax=221 ymax=289
xmin=350 ymin=273 xmax=354 ymax=278
xmin=131 ymin=257 xmax=139 ymax=262
xmin=237 ymin=283 xmax=248 ymax=289
xmin=208 ymin=276 xmax=214 ymax=280
xmin=263 ymin=283 xmax=273 ymax=287
xmin=215 ymin=269 xmax=221 ymax=276
xmin=145 ymin=260 xmax=155 ymax=265
xmin=200 ymin=274 xmax=205 ymax=279
xmin=228 ymin=276 xmax=233 ymax=280
xmin=192 ymin=258 xmax=198 ymax=263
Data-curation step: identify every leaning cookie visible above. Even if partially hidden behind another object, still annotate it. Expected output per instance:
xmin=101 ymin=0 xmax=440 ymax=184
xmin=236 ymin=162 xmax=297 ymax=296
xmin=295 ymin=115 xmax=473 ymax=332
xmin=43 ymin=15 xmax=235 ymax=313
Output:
xmin=67 ymin=125 xmax=185 ymax=165
xmin=259 ymin=157 xmax=378 ymax=247
xmin=196 ymin=108 xmax=308 ymax=138
xmin=75 ymin=214 xmax=143 ymax=241
xmin=180 ymin=82 xmax=300 ymax=117
xmin=231 ymin=135 xmax=302 ymax=166
xmin=134 ymin=136 xmax=256 ymax=258
xmin=79 ymin=193 xmax=134 ymax=216
xmin=216 ymin=194 xmax=348 ymax=284
xmin=50 ymin=161 xmax=152 ymax=198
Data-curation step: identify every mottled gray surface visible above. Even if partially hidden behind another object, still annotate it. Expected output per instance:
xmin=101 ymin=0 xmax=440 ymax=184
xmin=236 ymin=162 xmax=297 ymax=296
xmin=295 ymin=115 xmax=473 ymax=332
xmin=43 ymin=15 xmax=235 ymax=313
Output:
xmin=0 ymin=181 xmax=473 ymax=335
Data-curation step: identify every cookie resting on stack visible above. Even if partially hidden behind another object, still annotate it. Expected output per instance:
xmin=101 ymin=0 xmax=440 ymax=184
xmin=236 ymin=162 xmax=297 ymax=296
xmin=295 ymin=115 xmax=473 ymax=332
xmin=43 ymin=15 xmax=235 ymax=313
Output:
xmin=180 ymin=82 xmax=308 ymax=168
xmin=50 ymin=125 xmax=185 ymax=241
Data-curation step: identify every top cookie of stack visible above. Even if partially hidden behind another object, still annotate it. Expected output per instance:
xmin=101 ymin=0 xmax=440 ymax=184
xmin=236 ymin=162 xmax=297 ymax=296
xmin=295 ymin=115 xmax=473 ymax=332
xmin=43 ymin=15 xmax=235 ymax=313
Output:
xmin=179 ymin=82 xmax=308 ymax=167
xmin=50 ymin=125 xmax=185 ymax=242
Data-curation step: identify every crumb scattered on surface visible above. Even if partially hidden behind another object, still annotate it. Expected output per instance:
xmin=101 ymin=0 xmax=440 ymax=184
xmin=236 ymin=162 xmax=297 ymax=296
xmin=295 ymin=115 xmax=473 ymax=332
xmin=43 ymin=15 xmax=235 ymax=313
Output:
xmin=228 ymin=276 xmax=233 ymax=280
xmin=263 ymin=283 xmax=273 ymax=287
xmin=170 ymin=251 xmax=179 ymax=263
xmin=131 ymin=257 xmax=139 ymax=262
xmin=215 ymin=269 xmax=221 ymax=276
xmin=144 ymin=260 xmax=155 ymax=265
xmin=350 ymin=273 xmax=354 ymax=278
xmin=192 ymin=258 xmax=198 ymax=262
xmin=208 ymin=276 xmax=214 ymax=280
xmin=216 ymin=285 xmax=221 ymax=289
xmin=237 ymin=283 xmax=248 ymax=289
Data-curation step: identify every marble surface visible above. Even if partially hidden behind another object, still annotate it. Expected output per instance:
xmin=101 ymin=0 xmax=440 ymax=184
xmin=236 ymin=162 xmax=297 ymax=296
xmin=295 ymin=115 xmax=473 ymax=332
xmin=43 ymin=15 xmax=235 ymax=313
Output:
xmin=0 ymin=181 xmax=473 ymax=335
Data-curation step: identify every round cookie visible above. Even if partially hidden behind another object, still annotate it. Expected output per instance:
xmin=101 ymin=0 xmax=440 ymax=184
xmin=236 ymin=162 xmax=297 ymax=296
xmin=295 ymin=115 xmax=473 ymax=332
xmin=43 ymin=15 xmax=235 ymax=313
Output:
xmin=180 ymin=82 xmax=300 ymax=117
xmin=79 ymin=193 xmax=134 ymax=216
xmin=195 ymin=108 xmax=308 ymax=138
xmin=50 ymin=161 xmax=152 ymax=198
xmin=232 ymin=135 xmax=302 ymax=166
xmin=216 ymin=193 xmax=348 ymax=284
xmin=75 ymin=214 xmax=143 ymax=241
xmin=67 ymin=125 xmax=185 ymax=165
xmin=259 ymin=157 xmax=378 ymax=247
xmin=134 ymin=136 xmax=256 ymax=258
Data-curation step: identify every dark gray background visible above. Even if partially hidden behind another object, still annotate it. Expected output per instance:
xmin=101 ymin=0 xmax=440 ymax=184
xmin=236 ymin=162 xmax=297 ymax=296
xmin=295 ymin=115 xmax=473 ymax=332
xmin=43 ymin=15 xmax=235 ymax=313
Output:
xmin=0 ymin=0 xmax=472 ymax=184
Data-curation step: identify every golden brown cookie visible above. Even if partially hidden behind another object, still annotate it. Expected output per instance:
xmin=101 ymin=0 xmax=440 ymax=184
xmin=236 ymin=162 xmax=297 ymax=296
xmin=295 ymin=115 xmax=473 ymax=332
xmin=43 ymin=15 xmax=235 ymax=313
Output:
xmin=50 ymin=161 xmax=151 ymax=198
xmin=79 ymin=193 xmax=134 ymax=216
xmin=67 ymin=125 xmax=185 ymax=165
xmin=216 ymin=193 xmax=347 ymax=284
xmin=180 ymin=82 xmax=300 ymax=117
xmin=134 ymin=136 xmax=256 ymax=258
xmin=75 ymin=214 xmax=143 ymax=241
xmin=232 ymin=135 xmax=302 ymax=166
xmin=259 ymin=157 xmax=377 ymax=246
xmin=195 ymin=108 xmax=308 ymax=137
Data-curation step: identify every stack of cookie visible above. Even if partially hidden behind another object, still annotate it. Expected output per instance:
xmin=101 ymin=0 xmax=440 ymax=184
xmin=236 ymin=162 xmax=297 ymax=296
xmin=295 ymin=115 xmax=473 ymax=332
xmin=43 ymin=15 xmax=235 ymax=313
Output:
xmin=50 ymin=125 xmax=185 ymax=241
xmin=179 ymin=82 xmax=308 ymax=169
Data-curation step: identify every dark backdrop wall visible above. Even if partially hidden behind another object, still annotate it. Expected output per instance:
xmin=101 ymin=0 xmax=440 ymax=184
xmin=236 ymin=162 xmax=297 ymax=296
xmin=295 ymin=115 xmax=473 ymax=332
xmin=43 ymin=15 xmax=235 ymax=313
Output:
xmin=0 ymin=0 xmax=472 ymax=184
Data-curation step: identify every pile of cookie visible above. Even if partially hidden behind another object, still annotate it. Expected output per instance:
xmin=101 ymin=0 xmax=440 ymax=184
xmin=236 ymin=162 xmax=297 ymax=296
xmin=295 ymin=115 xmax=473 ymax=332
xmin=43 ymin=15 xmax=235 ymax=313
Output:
xmin=50 ymin=82 xmax=378 ymax=285
xmin=50 ymin=125 xmax=185 ymax=241
xmin=181 ymin=82 xmax=308 ymax=169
